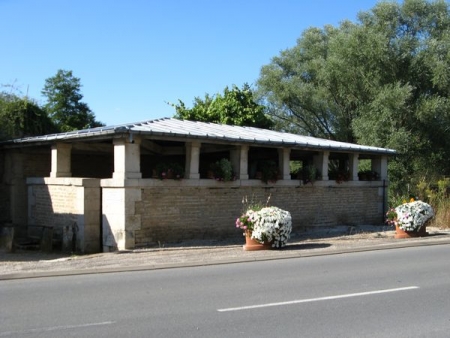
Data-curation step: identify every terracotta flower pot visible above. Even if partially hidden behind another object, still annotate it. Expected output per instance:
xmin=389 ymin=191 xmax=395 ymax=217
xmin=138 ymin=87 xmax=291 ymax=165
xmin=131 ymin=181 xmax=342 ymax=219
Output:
xmin=395 ymin=223 xmax=428 ymax=239
xmin=243 ymin=230 xmax=273 ymax=251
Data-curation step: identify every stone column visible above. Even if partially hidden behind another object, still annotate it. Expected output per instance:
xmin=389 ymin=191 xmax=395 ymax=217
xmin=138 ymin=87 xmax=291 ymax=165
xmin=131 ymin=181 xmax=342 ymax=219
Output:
xmin=112 ymin=137 xmax=142 ymax=179
xmin=349 ymin=153 xmax=359 ymax=181
xmin=230 ymin=145 xmax=249 ymax=180
xmin=372 ymin=156 xmax=388 ymax=180
xmin=7 ymin=152 xmax=27 ymax=231
xmin=313 ymin=151 xmax=329 ymax=181
xmin=278 ymin=148 xmax=291 ymax=180
xmin=50 ymin=143 xmax=72 ymax=178
xmin=185 ymin=141 xmax=201 ymax=179
xmin=101 ymin=185 xmax=141 ymax=252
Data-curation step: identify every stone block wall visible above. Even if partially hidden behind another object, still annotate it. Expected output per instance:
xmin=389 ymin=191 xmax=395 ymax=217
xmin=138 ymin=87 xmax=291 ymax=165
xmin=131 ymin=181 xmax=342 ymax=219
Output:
xmin=0 ymin=185 xmax=10 ymax=224
xmin=0 ymin=148 xmax=50 ymax=229
xmin=0 ymin=151 xmax=7 ymax=223
xmin=27 ymin=177 xmax=101 ymax=253
xmin=133 ymin=181 xmax=384 ymax=247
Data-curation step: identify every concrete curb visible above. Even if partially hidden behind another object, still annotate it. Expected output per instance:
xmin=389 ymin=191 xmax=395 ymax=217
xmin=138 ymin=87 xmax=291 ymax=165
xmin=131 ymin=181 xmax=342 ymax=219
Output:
xmin=2 ymin=236 xmax=450 ymax=281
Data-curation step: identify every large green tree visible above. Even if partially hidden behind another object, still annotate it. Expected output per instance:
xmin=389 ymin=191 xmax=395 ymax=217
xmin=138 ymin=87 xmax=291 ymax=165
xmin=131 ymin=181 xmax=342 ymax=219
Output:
xmin=42 ymin=70 xmax=104 ymax=131
xmin=172 ymin=84 xmax=273 ymax=129
xmin=257 ymin=0 xmax=450 ymax=194
xmin=0 ymin=91 xmax=56 ymax=140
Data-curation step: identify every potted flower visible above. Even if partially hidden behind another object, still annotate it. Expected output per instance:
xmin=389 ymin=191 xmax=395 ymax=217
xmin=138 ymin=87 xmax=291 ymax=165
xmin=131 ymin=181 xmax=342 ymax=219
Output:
xmin=358 ymin=170 xmax=379 ymax=181
xmin=154 ymin=162 xmax=184 ymax=180
xmin=209 ymin=158 xmax=235 ymax=181
xmin=329 ymin=168 xmax=350 ymax=184
xmin=301 ymin=164 xmax=320 ymax=185
xmin=235 ymin=197 xmax=292 ymax=250
xmin=386 ymin=200 xmax=434 ymax=238
xmin=256 ymin=160 xmax=279 ymax=184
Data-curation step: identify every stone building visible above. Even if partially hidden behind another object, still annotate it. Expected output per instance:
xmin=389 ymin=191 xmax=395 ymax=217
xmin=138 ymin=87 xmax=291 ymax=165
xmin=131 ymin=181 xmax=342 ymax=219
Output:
xmin=0 ymin=118 xmax=395 ymax=253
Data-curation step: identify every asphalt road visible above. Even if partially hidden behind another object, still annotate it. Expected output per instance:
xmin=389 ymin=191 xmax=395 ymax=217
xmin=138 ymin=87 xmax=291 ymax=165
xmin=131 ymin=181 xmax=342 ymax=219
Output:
xmin=1 ymin=245 xmax=450 ymax=337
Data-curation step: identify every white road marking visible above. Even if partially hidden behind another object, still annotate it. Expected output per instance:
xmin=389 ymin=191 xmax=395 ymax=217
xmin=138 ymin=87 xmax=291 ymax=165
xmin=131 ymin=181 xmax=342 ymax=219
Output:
xmin=0 ymin=321 xmax=115 ymax=337
xmin=217 ymin=286 xmax=419 ymax=312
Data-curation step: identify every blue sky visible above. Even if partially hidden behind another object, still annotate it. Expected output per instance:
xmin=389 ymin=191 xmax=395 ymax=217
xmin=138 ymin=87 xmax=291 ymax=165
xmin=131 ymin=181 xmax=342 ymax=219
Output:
xmin=1 ymin=0 xmax=382 ymax=126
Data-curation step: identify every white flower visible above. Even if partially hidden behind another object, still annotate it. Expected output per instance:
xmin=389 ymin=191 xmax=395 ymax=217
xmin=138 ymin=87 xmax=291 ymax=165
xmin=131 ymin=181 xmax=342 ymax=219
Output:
xmin=395 ymin=200 xmax=434 ymax=232
xmin=248 ymin=206 xmax=292 ymax=247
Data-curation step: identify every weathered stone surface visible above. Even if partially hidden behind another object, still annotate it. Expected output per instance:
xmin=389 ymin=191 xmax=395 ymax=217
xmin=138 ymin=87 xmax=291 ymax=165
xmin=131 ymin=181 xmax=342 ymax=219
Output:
xmin=0 ymin=225 xmax=15 ymax=252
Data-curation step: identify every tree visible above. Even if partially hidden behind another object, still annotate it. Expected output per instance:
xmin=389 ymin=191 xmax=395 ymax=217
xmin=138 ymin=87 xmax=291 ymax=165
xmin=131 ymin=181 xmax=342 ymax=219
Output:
xmin=257 ymin=0 xmax=450 ymax=195
xmin=0 ymin=90 xmax=57 ymax=140
xmin=171 ymin=84 xmax=273 ymax=129
xmin=42 ymin=70 xmax=104 ymax=131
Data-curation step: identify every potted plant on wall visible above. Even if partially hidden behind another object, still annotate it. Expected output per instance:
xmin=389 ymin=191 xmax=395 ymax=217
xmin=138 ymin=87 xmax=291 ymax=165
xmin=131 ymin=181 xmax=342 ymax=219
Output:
xmin=256 ymin=160 xmax=279 ymax=184
xmin=209 ymin=158 xmax=235 ymax=181
xmin=386 ymin=199 xmax=434 ymax=238
xmin=329 ymin=168 xmax=350 ymax=184
xmin=235 ymin=196 xmax=292 ymax=250
xmin=154 ymin=162 xmax=184 ymax=180
xmin=300 ymin=164 xmax=321 ymax=185
xmin=358 ymin=170 xmax=379 ymax=181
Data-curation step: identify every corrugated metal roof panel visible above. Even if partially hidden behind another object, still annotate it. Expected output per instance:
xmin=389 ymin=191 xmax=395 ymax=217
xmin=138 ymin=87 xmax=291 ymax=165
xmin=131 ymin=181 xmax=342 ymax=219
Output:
xmin=2 ymin=117 xmax=396 ymax=155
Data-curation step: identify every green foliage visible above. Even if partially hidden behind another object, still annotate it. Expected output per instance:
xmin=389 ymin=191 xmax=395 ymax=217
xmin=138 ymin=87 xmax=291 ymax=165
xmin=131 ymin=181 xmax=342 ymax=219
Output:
xmin=0 ymin=91 xmax=57 ymax=140
xmin=42 ymin=69 xmax=104 ymax=131
xmin=154 ymin=162 xmax=184 ymax=180
xmin=357 ymin=170 xmax=379 ymax=181
xmin=258 ymin=160 xmax=279 ymax=184
xmin=257 ymin=0 xmax=450 ymax=197
xmin=289 ymin=161 xmax=302 ymax=175
xmin=171 ymin=83 xmax=273 ymax=129
xmin=397 ymin=177 xmax=450 ymax=229
xmin=210 ymin=158 xmax=234 ymax=181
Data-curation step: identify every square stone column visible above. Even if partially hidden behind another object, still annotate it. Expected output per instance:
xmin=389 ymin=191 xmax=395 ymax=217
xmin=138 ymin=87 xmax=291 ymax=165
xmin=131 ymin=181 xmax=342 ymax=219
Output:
xmin=7 ymin=152 xmax=27 ymax=228
xmin=102 ymin=185 xmax=141 ymax=251
xmin=113 ymin=137 xmax=142 ymax=179
xmin=231 ymin=145 xmax=249 ymax=179
xmin=185 ymin=141 xmax=201 ymax=179
xmin=278 ymin=148 xmax=291 ymax=180
xmin=349 ymin=153 xmax=359 ymax=181
xmin=372 ymin=156 xmax=388 ymax=180
xmin=313 ymin=151 xmax=329 ymax=181
xmin=50 ymin=143 xmax=72 ymax=178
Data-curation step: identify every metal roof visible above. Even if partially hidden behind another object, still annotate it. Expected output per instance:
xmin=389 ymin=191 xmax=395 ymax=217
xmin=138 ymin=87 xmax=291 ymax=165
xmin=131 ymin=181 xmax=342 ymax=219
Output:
xmin=2 ymin=117 xmax=396 ymax=155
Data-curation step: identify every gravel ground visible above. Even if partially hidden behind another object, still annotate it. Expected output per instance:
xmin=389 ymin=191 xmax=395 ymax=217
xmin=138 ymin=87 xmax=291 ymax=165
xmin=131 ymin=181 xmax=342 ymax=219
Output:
xmin=1 ymin=225 xmax=450 ymax=279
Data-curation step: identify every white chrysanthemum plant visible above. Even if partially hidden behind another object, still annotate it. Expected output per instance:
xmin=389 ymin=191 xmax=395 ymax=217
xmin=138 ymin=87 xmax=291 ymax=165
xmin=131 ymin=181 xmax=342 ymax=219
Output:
xmin=236 ymin=205 xmax=292 ymax=248
xmin=394 ymin=200 xmax=434 ymax=232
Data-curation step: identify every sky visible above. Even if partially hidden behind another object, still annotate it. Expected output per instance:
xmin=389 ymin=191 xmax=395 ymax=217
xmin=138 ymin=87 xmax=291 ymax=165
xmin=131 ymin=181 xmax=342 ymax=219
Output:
xmin=1 ymin=0 xmax=382 ymax=126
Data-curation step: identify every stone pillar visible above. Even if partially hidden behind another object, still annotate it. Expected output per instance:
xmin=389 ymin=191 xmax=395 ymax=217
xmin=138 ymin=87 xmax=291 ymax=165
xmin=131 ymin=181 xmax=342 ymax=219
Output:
xmin=102 ymin=185 xmax=141 ymax=252
xmin=50 ymin=143 xmax=72 ymax=178
xmin=230 ymin=145 xmax=249 ymax=180
xmin=313 ymin=151 xmax=329 ymax=181
xmin=349 ymin=153 xmax=359 ymax=181
xmin=7 ymin=152 xmax=27 ymax=231
xmin=185 ymin=141 xmax=201 ymax=179
xmin=372 ymin=156 xmax=388 ymax=180
xmin=112 ymin=137 xmax=142 ymax=179
xmin=230 ymin=148 xmax=239 ymax=178
xmin=0 ymin=225 xmax=15 ymax=252
xmin=278 ymin=148 xmax=291 ymax=180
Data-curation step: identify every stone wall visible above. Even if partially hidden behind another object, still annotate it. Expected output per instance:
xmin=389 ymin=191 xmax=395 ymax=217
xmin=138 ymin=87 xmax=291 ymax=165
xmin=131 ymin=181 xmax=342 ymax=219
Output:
xmin=0 ymin=185 xmax=10 ymax=224
xmin=0 ymin=151 xmax=7 ymax=223
xmin=132 ymin=180 xmax=385 ymax=247
xmin=27 ymin=177 xmax=101 ymax=253
xmin=0 ymin=148 xmax=50 ymax=232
